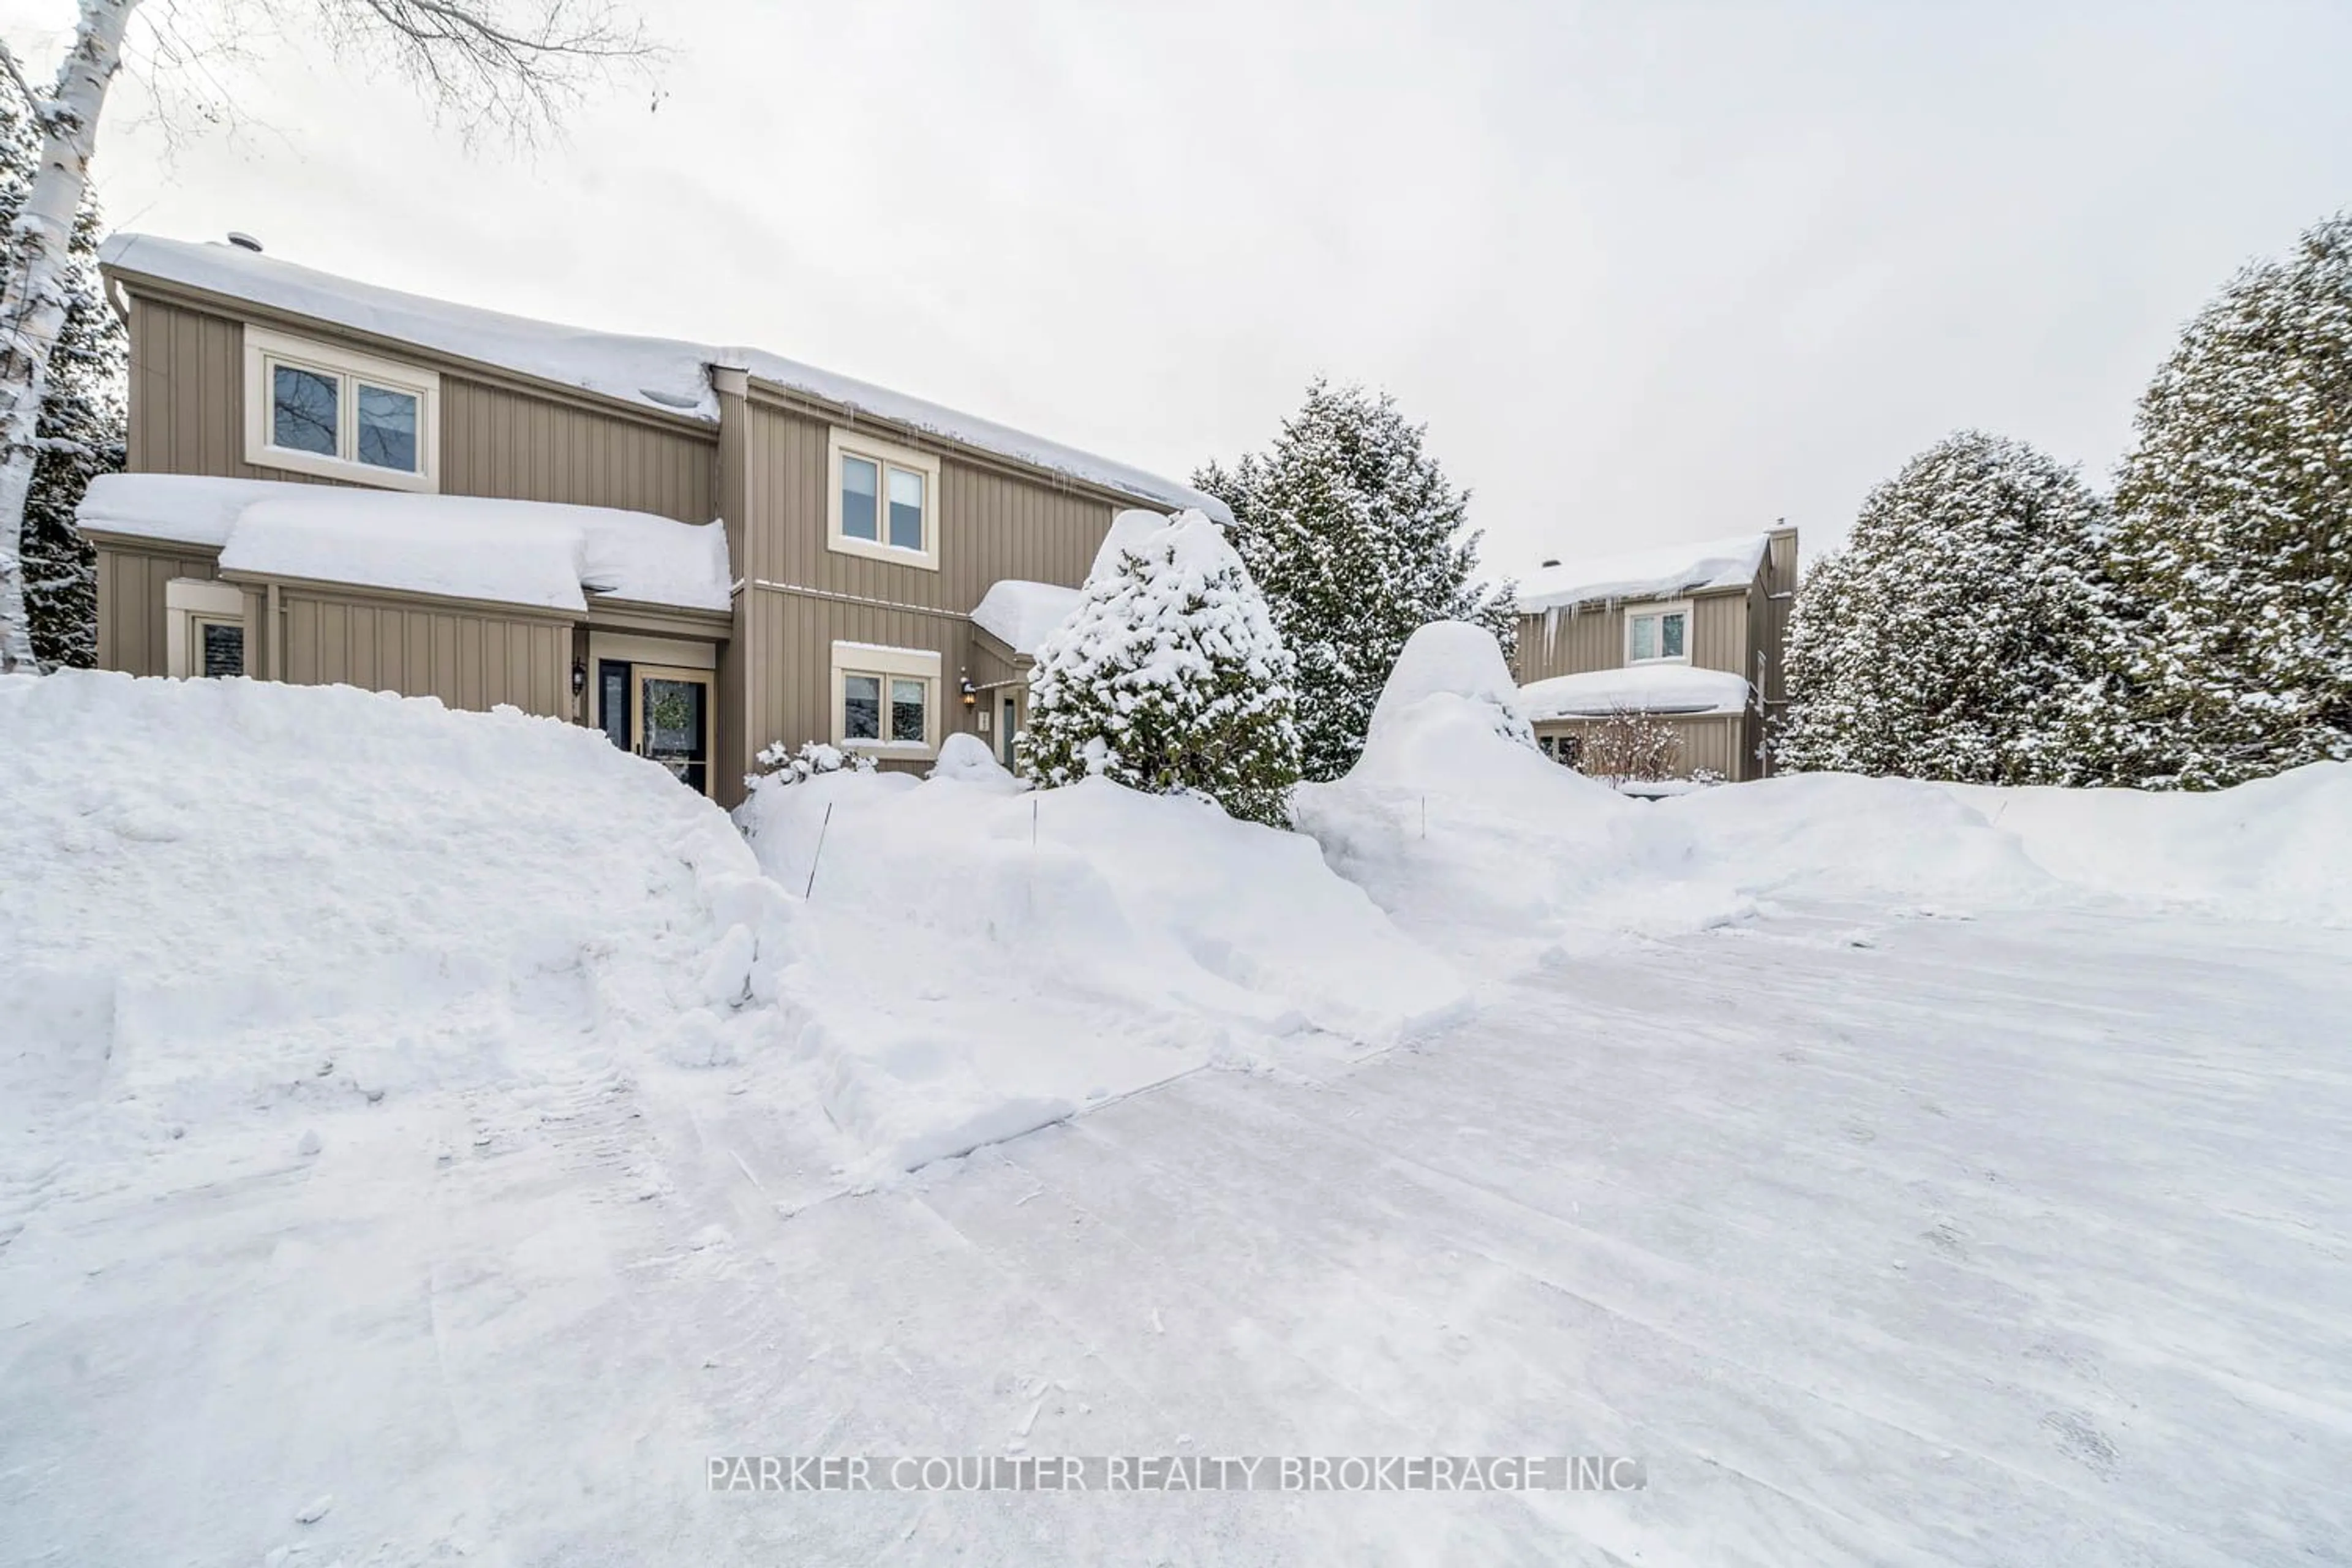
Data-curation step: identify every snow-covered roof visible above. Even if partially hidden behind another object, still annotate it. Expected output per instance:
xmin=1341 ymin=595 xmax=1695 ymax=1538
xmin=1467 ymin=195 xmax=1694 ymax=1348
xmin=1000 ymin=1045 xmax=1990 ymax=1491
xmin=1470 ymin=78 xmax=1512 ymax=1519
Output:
xmin=1520 ymin=665 xmax=1752 ymax=720
xmin=99 ymin=233 xmax=1232 ymax=524
xmin=1514 ymin=532 xmax=1770 ymax=614
xmin=77 ymin=473 xmax=731 ymax=615
xmin=970 ymin=579 xmax=1081 ymax=659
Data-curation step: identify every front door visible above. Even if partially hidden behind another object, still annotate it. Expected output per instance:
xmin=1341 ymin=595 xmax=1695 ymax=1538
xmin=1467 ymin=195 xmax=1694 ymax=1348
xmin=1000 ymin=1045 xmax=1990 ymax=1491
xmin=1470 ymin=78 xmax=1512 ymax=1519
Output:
xmin=595 ymin=658 xmax=712 ymax=796
xmin=634 ymin=665 xmax=711 ymax=795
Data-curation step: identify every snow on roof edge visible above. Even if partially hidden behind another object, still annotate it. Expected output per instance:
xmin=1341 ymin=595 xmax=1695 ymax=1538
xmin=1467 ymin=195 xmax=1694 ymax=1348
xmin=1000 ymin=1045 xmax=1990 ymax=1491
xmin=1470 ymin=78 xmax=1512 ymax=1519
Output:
xmin=100 ymin=232 xmax=1230 ymax=525
xmin=1513 ymin=531 xmax=1772 ymax=614
xmin=76 ymin=472 xmax=731 ymax=616
xmin=1520 ymin=665 xmax=1753 ymax=720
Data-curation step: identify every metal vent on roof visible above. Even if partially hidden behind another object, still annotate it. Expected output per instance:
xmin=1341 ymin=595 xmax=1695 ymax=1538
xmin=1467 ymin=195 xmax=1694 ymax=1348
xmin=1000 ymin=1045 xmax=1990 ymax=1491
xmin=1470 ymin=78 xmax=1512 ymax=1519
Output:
xmin=1540 ymin=558 xmax=1561 ymax=568
xmin=225 ymin=232 xmax=263 ymax=252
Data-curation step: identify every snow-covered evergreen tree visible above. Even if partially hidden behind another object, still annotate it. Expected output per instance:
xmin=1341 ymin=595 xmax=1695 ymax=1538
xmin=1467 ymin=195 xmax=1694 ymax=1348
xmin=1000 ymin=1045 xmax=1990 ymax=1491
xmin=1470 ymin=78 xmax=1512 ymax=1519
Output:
xmin=1 ymin=85 xmax=123 ymax=669
xmin=1194 ymin=380 xmax=1513 ymax=782
xmin=1777 ymin=431 xmax=2117 ymax=784
xmin=1018 ymin=510 xmax=1302 ymax=826
xmin=2101 ymin=213 xmax=2352 ymax=788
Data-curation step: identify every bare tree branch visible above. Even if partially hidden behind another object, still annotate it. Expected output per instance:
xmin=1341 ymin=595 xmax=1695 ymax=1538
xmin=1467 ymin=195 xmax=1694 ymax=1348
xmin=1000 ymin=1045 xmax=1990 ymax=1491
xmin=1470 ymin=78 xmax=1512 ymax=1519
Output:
xmin=306 ymin=0 xmax=662 ymax=147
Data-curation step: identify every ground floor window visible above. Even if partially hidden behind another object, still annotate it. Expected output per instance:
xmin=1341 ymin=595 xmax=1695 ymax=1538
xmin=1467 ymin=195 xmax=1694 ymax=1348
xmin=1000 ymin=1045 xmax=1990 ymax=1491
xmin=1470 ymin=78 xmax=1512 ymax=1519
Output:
xmin=164 ymin=578 xmax=248 ymax=680
xmin=830 ymin=641 xmax=941 ymax=758
xmin=1540 ymin=733 xmax=1582 ymax=767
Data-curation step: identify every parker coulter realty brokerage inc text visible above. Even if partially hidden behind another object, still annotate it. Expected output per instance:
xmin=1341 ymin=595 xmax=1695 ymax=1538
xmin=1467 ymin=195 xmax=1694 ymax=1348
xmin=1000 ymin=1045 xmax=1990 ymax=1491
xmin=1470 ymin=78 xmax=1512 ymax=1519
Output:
xmin=709 ymin=1455 xmax=1650 ymax=1493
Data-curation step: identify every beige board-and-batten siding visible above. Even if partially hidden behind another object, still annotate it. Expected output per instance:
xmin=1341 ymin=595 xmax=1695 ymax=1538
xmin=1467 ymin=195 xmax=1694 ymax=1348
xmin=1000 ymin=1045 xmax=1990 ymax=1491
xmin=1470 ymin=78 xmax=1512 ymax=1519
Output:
xmin=124 ymin=292 xmax=717 ymax=523
xmin=1515 ymin=588 xmax=1754 ymax=685
xmin=1536 ymin=712 xmax=1757 ymax=782
xmin=274 ymin=582 xmax=575 ymax=718
xmin=733 ymin=395 xmax=1120 ymax=776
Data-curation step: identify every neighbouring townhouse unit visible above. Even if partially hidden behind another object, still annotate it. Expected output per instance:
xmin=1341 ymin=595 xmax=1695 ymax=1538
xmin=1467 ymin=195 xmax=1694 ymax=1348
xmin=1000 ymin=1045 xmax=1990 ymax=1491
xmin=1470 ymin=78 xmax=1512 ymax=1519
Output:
xmin=85 ymin=232 xmax=1229 ymax=804
xmin=1510 ymin=526 xmax=1799 ymax=782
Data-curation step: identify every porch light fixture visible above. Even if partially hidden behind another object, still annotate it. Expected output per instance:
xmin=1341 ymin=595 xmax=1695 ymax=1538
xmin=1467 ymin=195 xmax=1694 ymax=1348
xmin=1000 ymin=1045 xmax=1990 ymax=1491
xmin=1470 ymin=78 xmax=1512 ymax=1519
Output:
xmin=959 ymin=672 xmax=976 ymax=707
xmin=571 ymin=660 xmax=587 ymax=697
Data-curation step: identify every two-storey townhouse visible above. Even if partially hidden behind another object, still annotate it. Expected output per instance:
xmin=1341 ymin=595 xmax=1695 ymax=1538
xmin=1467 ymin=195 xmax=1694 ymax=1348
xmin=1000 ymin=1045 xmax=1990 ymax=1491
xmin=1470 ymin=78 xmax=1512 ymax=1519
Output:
xmin=1510 ymin=526 xmax=1799 ymax=781
xmin=84 ymin=232 xmax=1227 ymax=804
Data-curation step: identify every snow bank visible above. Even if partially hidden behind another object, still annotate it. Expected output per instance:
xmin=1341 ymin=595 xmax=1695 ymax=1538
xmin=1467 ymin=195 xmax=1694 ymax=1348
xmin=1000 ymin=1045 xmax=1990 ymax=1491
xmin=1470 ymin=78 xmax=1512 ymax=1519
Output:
xmin=739 ymin=767 xmax=1468 ymax=1172
xmin=102 ymin=233 xmax=1231 ymax=525
xmin=1515 ymin=531 xmax=1769 ymax=612
xmin=80 ymin=474 xmax=732 ymax=613
xmin=1521 ymin=664 xmax=1752 ymax=719
xmin=0 ymin=673 xmax=795 ymax=1152
xmin=1940 ymin=764 xmax=2352 ymax=925
xmin=970 ymin=579 xmax=1081 ymax=658
xmin=1303 ymin=621 xmax=2352 ymax=972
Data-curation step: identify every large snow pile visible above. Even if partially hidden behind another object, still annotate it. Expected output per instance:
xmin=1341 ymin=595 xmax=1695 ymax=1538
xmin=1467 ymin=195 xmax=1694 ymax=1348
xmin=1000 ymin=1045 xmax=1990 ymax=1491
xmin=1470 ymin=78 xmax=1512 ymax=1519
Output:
xmin=1514 ymin=530 xmax=1769 ymax=612
xmin=79 ymin=473 xmax=732 ymax=613
xmin=0 ymin=673 xmax=805 ymax=1246
xmin=1303 ymin=622 xmax=2352 ymax=973
xmin=1940 ymin=764 xmax=2352 ymax=925
xmin=737 ymin=762 xmax=1468 ymax=1172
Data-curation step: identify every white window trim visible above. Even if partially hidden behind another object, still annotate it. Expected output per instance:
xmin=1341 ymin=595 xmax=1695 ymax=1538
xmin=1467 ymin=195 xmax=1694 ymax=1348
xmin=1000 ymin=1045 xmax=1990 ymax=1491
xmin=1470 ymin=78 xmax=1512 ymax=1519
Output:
xmin=164 ymin=577 xmax=247 ymax=679
xmin=243 ymin=325 xmax=440 ymax=492
xmin=1624 ymin=598 xmax=1694 ymax=666
xmin=829 ymin=640 xmax=941 ymax=756
xmin=826 ymin=427 xmax=940 ymax=572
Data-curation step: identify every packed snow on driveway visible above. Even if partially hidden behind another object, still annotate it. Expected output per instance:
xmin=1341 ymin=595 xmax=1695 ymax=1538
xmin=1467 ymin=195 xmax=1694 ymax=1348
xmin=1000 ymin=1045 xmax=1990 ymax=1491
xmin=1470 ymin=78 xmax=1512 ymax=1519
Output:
xmin=2 ymin=650 xmax=2348 ymax=1566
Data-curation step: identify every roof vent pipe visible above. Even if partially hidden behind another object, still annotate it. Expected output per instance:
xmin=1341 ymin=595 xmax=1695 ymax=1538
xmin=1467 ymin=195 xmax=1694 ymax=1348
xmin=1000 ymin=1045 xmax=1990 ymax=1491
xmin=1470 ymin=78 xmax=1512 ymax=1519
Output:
xmin=226 ymin=232 xmax=263 ymax=252
xmin=1540 ymin=558 xmax=1561 ymax=568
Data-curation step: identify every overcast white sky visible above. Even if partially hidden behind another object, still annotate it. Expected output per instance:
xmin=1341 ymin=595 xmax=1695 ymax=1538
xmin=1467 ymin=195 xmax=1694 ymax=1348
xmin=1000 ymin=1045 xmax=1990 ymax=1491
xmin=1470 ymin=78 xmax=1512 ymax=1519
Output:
xmin=10 ymin=0 xmax=2351 ymax=576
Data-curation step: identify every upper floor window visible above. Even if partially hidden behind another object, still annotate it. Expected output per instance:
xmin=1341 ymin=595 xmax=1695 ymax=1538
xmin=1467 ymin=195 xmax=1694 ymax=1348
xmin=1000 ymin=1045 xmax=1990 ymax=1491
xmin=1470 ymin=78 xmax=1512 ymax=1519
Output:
xmin=1626 ymin=601 xmax=1691 ymax=665
xmin=243 ymin=326 xmax=440 ymax=492
xmin=827 ymin=427 xmax=939 ymax=571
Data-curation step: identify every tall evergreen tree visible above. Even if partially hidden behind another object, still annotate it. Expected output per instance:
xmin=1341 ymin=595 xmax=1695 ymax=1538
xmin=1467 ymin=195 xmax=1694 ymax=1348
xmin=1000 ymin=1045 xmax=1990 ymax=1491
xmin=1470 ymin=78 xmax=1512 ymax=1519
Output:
xmin=0 ymin=82 xmax=123 ymax=669
xmin=2101 ymin=213 xmax=2352 ymax=788
xmin=1019 ymin=511 xmax=1302 ymax=826
xmin=1777 ymin=431 xmax=2116 ymax=784
xmin=1194 ymin=380 xmax=1513 ymax=782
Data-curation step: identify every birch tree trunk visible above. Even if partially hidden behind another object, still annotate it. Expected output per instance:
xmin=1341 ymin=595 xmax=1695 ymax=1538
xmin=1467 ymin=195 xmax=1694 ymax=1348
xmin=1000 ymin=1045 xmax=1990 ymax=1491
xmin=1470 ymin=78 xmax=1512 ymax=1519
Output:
xmin=0 ymin=0 xmax=136 ymax=674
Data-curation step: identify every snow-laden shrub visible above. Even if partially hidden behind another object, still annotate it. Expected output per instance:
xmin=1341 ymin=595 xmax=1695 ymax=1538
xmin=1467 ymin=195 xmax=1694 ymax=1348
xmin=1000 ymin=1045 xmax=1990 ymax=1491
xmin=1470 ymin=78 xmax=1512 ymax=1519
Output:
xmin=750 ymin=739 xmax=875 ymax=790
xmin=1777 ymin=431 xmax=2116 ymax=785
xmin=1194 ymin=380 xmax=1515 ymax=781
xmin=2103 ymin=212 xmax=2352 ymax=788
xmin=1577 ymin=706 xmax=1680 ymax=785
xmin=1018 ymin=510 xmax=1303 ymax=827
xmin=927 ymin=731 xmax=1024 ymax=791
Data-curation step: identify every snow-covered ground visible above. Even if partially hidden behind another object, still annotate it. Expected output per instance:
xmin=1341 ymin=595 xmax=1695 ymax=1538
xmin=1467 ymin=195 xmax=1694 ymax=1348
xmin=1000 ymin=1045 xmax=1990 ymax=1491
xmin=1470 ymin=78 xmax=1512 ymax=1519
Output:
xmin=5 ymin=657 xmax=2349 ymax=1565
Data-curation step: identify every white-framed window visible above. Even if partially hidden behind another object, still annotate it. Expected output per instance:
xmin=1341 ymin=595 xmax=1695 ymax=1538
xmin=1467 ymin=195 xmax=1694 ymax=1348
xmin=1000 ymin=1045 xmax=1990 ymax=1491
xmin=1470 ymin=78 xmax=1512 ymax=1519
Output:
xmin=826 ymin=428 xmax=939 ymax=571
xmin=830 ymin=641 xmax=940 ymax=756
xmin=164 ymin=578 xmax=247 ymax=679
xmin=1625 ymin=600 xmax=1692 ymax=665
xmin=243 ymin=325 xmax=440 ymax=492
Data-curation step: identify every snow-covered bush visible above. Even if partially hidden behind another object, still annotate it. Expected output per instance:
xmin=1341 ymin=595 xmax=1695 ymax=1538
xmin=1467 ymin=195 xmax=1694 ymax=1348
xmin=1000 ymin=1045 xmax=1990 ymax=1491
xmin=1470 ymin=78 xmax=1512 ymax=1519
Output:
xmin=2102 ymin=213 xmax=2352 ymax=788
xmin=750 ymin=739 xmax=875 ymax=789
xmin=1018 ymin=510 xmax=1302 ymax=827
xmin=1577 ymin=706 xmax=1680 ymax=785
xmin=1778 ymin=431 xmax=2117 ymax=785
xmin=927 ymin=731 xmax=1023 ymax=790
xmin=1195 ymin=380 xmax=1515 ymax=782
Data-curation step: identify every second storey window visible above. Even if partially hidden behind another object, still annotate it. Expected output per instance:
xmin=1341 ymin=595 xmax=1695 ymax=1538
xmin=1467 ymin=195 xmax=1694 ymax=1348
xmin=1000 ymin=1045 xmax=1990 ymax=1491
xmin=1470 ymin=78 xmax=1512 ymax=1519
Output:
xmin=1626 ymin=601 xmax=1691 ymax=664
xmin=244 ymin=326 xmax=440 ymax=492
xmin=827 ymin=428 xmax=940 ymax=571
